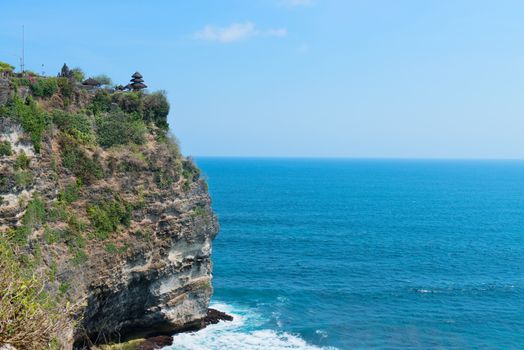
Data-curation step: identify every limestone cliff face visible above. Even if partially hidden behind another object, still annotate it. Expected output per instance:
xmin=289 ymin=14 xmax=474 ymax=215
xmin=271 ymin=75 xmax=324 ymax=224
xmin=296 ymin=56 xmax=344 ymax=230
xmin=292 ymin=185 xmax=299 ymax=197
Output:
xmin=0 ymin=77 xmax=219 ymax=349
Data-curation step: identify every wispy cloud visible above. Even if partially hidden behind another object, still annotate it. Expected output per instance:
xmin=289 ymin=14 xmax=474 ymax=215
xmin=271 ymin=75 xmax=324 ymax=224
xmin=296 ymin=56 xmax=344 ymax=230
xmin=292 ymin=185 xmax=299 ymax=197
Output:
xmin=278 ymin=0 xmax=313 ymax=7
xmin=194 ymin=22 xmax=287 ymax=43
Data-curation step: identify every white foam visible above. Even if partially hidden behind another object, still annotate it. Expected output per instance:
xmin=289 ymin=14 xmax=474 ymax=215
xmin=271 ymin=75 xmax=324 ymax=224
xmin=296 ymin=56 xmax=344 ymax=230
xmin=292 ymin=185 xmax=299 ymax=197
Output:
xmin=164 ymin=302 xmax=338 ymax=350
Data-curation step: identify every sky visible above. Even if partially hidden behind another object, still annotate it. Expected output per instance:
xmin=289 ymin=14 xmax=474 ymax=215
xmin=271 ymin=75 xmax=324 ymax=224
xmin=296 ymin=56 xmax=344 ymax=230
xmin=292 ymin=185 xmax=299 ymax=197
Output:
xmin=2 ymin=0 xmax=524 ymax=158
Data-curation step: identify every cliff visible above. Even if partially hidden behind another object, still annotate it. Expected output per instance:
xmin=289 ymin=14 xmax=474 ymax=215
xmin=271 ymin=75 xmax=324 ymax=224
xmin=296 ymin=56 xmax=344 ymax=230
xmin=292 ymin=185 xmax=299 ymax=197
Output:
xmin=0 ymin=72 xmax=219 ymax=349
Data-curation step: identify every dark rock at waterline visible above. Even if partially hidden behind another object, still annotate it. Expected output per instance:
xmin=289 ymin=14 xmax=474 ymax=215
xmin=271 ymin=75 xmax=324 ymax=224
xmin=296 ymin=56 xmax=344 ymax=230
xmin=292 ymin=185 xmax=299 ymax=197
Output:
xmin=135 ymin=335 xmax=173 ymax=350
xmin=203 ymin=308 xmax=234 ymax=326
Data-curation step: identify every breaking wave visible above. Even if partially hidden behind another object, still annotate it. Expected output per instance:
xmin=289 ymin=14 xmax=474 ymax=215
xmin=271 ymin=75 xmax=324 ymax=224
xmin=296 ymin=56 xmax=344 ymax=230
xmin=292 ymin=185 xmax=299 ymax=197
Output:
xmin=163 ymin=302 xmax=337 ymax=350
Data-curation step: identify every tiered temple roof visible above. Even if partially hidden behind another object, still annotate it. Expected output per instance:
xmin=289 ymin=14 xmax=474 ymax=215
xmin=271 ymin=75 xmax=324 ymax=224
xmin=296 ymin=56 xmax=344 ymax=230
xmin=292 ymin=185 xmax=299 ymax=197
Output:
xmin=129 ymin=71 xmax=147 ymax=91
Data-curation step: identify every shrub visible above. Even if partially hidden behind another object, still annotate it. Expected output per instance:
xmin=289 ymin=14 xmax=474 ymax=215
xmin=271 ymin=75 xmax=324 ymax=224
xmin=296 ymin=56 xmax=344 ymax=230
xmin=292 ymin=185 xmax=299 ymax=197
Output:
xmin=154 ymin=169 xmax=176 ymax=189
xmin=0 ymin=140 xmax=12 ymax=156
xmin=111 ymin=91 xmax=143 ymax=114
xmin=70 ymin=247 xmax=88 ymax=265
xmin=182 ymin=158 xmax=201 ymax=182
xmin=0 ymin=237 xmax=68 ymax=349
xmin=44 ymin=227 xmax=65 ymax=244
xmin=14 ymin=151 xmax=30 ymax=169
xmin=71 ymin=67 xmax=85 ymax=82
xmin=104 ymin=243 xmax=118 ymax=254
xmin=56 ymin=77 xmax=74 ymax=101
xmin=96 ymin=111 xmax=147 ymax=148
xmin=29 ymin=77 xmax=58 ymax=97
xmin=87 ymin=196 xmax=132 ymax=240
xmin=88 ymin=90 xmax=112 ymax=115
xmin=15 ymin=170 xmax=33 ymax=187
xmin=143 ymin=91 xmax=170 ymax=130
xmin=59 ymin=133 xmax=104 ymax=183
xmin=0 ymin=61 xmax=14 ymax=73
xmin=4 ymin=96 xmax=49 ymax=152
xmin=52 ymin=110 xmax=94 ymax=144
xmin=58 ymin=183 xmax=80 ymax=204
xmin=13 ymin=197 xmax=45 ymax=244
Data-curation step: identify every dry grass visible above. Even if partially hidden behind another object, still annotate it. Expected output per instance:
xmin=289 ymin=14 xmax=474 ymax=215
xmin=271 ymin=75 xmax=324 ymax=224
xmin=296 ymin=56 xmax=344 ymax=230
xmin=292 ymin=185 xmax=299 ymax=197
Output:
xmin=0 ymin=236 xmax=72 ymax=349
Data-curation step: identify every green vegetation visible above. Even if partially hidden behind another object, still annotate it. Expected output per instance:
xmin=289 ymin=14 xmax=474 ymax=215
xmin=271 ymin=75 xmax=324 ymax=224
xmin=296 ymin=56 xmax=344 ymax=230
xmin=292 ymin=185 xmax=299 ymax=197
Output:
xmin=15 ymin=170 xmax=33 ymax=187
xmin=87 ymin=195 xmax=132 ymax=240
xmin=191 ymin=204 xmax=207 ymax=218
xmin=0 ymin=60 xmax=14 ymax=73
xmin=88 ymin=90 xmax=112 ymax=115
xmin=14 ymin=151 xmax=30 ymax=169
xmin=59 ymin=133 xmax=104 ymax=183
xmin=58 ymin=282 xmax=70 ymax=296
xmin=52 ymin=110 xmax=95 ymax=144
xmin=181 ymin=158 xmax=201 ymax=191
xmin=71 ymin=67 xmax=85 ymax=82
xmin=95 ymin=111 xmax=147 ymax=148
xmin=2 ymin=96 xmax=48 ymax=152
xmin=111 ymin=91 xmax=142 ymax=115
xmin=0 ymin=140 xmax=12 ymax=156
xmin=57 ymin=182 xmax=80 ymax=204
xmin=29 ymin=77 xmax=59 ymax=97
xmin=143 ymin=91 xmax=170 ymax=130
xmin=104 ymin=242 xmax=119 ymax=254
xmin=13 ymin=197 xmax=45 ymax=244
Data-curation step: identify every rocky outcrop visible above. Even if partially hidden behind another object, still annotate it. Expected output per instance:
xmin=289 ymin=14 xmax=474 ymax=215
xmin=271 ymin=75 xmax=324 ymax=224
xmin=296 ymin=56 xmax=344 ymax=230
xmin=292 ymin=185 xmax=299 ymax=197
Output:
xmin=0 ymin=80 xmax=219 ymax=349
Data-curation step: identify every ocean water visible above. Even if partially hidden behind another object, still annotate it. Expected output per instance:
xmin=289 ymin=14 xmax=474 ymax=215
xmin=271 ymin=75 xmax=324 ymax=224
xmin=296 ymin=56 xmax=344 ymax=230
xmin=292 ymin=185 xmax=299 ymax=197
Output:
xmin=166 ymin=158 xmax=524 ymax=349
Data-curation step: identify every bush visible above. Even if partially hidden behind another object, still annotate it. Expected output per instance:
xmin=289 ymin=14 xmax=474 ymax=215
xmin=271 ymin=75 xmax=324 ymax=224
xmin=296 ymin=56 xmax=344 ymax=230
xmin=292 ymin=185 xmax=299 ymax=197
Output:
xmin=14 ymin=151 xmax=30 ymax=170
xmin=4 ymin=96 xmax=49 ymax=152
xmin=88 ymin=90 xmax=112 ymax=115
xmin=143 ymin=91 xmax=170 ymax=130
xmin=52 ymin=110 xmax=94 ymax=144
xmin=15 ymin=170 xmax=33 ymax=187
xmin=87 ymin=196 xmax=132 ymax=240
xmin=59 ymin=133 xmax=104 ymax=184
xmin=104 ymin=243 xmax=118 ymax=254
xmin=58 ymin=183 xmax=80 ymax=204
xmin=13 ymin=197 xmax=45 ymax=244
xmin=71 ymin=67 xmax=85 ymax=82
xmin=56 ymin=77 xmax=74 ymax=101
xmin=0 ymin=237 xmax=68 ymax=349
xmin=96 ymin=111 xmax=147 ymax=148
xmin=111 ymin=91 xmax=142 ymax=114
xmin=0 ymin=61 xmax=14 ymax=73
xmin=29 ymin=77 xmax=58 ymax=97
xmin=0 ymin=140 xmax=12 ymax=156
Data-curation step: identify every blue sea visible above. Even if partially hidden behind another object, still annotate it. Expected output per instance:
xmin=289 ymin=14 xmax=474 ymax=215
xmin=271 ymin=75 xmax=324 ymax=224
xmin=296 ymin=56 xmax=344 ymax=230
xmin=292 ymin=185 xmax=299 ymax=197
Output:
xmin=167 ymin=158 xmax=524 ymax=349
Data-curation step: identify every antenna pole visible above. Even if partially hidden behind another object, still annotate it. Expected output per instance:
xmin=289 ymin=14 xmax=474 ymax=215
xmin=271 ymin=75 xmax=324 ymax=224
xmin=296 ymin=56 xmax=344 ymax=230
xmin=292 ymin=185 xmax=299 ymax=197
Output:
xmin=21 ymin=25 xmax=25 ymax=73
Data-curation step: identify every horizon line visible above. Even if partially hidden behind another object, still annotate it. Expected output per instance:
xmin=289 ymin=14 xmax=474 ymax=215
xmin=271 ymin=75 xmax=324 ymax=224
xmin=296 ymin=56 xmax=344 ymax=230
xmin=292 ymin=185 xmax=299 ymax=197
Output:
xmin=188 ymin=155 xmax=524 ymax=161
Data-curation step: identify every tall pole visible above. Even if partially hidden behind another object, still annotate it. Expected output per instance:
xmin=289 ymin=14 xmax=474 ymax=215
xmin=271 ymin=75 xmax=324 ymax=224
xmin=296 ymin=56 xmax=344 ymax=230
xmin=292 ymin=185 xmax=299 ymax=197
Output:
xmin=21 ymin=25 xmax=25 ymax=73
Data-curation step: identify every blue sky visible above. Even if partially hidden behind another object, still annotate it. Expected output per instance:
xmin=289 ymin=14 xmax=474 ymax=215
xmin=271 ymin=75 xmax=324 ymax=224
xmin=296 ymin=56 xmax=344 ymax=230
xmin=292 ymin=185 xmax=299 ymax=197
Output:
xmin=2 ymin=0 xmax=524 ymax=158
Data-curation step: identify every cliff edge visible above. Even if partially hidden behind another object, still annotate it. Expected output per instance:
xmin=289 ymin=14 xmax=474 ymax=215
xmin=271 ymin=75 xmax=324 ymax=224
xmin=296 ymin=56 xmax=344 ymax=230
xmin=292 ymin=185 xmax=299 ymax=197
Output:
xmin=0 ymin=69 xmax=219 ymax=349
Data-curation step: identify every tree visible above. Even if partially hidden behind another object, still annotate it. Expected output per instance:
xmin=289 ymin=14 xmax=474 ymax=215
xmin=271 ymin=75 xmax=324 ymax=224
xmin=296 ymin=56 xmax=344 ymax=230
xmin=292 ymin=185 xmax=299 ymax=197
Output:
xmin=0 ymin=61 xmax=14 ymax=74
xmin=58 ymin=63 xmax=71 ymax=78
xmin=92 ymin=74 xmax=112 ymax=86
xmin=70 ymin=68 xmax=85 ymax=82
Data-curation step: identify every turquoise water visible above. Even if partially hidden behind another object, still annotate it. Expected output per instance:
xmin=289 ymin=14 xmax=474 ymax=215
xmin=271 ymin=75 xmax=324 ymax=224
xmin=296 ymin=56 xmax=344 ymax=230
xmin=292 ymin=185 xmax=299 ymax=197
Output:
xmin=169 ymin=158 xmax=524 ymax=349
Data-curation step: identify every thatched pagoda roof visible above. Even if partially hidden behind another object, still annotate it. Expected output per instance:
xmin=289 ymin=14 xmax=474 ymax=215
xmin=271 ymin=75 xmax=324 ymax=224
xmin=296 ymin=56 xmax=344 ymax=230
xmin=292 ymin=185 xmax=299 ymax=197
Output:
xmin=130 ymin=82 xmax=147 ymax=90
xmin=82 ymin=77 xmax=101 ymax=86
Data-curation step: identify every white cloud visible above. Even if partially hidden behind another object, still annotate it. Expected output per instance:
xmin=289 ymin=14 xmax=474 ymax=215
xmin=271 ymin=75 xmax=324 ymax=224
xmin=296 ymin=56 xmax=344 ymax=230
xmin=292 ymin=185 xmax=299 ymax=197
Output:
xmin=194 ymin=22 xmax=287 ymax=43
xmin=266 ymin=28 xmax=288 ymax=37
xmin=194 ymin=22 xmax=256 ymax=43
xmin=278 ymin=0 xmax=313 ymax=7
